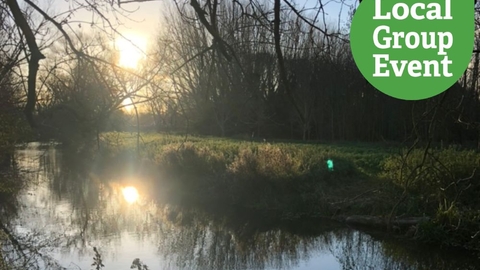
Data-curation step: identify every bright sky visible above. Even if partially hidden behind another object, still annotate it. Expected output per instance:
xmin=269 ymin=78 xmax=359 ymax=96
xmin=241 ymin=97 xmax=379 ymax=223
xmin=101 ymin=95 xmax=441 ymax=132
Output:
xmin=48 ymin=0 xmax=162 ymax=38
xmin=14 ymin=0 xmax=352 ymax=114
xmin=47 ymin=0 xmax=355 ymax=45
xmin=36 ymin=0 xmax=354 ymax=71
xmin=29 ymin=0 xmax=354 ymax=112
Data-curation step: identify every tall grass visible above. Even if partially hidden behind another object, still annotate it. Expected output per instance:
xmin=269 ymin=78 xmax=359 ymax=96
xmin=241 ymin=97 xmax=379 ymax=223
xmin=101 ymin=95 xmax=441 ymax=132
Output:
xmin=97 ymin=132 xmax=397 ymax=217
xmin=93 ymin=132 xmax=480 ymax=251
xmin=98 ymin=132 xmax=480 ymax=238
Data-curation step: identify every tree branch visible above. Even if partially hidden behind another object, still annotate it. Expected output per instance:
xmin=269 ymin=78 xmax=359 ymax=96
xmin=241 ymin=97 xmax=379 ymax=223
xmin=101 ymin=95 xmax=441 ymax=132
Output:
xmin=6 ymin=0 xmax=47 ymax=127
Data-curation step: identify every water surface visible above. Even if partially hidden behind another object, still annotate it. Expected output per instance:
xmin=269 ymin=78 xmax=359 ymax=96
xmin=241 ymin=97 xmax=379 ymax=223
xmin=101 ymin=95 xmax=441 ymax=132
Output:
xmin=1 ymin=143 xmax=478 ymax=269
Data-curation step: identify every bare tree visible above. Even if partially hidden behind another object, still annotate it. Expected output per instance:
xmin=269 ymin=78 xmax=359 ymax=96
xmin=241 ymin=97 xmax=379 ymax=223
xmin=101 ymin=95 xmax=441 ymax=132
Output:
xmin=3 ymin=0 xmax=159 ymax=128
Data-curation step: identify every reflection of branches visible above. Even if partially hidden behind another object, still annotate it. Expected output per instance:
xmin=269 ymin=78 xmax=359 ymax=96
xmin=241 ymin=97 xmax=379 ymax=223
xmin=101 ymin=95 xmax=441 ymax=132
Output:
xmin=153 ymin=204 xmax=337 ymax=269
xmin=1 ymin=221 xmax=65 ymax=269
xmin=6 ymin=143 xmax=480 ymax=269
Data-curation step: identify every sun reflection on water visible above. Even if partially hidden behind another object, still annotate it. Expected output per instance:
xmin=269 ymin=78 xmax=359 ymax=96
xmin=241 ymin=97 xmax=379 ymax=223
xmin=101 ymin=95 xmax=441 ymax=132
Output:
xmin=122 ymin=186 xmax=139 ymax=204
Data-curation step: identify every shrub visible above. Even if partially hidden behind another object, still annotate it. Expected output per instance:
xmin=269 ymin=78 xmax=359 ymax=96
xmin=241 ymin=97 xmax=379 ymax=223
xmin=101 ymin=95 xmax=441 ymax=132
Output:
xmin=381 ymin=147 xmax=480 ymax=208
xmin=416 ymin=208 xmax=480 ymax=252
xmin=158 ymin=142 xmax=226 ymax=177
xmin=227 ymin=144 xmax=301 ymax=180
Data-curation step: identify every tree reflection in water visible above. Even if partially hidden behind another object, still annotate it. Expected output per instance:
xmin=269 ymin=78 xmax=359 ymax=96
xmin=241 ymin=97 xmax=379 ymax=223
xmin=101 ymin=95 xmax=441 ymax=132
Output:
xmin=1 ymin=144 xmax=65 ymax=269
xmin=0 ymin=143 xmax=479 ymax=269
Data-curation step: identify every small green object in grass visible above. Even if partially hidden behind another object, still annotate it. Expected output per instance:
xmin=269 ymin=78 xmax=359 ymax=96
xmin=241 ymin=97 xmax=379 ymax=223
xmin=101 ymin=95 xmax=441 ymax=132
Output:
xmin=327 ymin=159 xmax=334 ymax=171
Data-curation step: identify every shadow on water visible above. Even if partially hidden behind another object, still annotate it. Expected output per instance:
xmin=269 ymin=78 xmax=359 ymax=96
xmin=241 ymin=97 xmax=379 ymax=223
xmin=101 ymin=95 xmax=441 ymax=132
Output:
xmin=0 ymin=143 xmax=479 ymax=269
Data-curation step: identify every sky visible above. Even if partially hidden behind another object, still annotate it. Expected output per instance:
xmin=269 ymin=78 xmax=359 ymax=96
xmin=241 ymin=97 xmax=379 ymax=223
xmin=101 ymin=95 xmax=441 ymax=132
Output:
xmin=20 ymin=0 xmax=355 ymax=110
xmin=44 ymin=0 xmax=355 ymax=52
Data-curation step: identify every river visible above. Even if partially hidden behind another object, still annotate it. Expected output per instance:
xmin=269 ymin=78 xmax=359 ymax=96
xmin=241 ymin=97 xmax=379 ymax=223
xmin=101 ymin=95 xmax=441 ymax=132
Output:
xmin=0 ymin=143 xmax=478 ymax=269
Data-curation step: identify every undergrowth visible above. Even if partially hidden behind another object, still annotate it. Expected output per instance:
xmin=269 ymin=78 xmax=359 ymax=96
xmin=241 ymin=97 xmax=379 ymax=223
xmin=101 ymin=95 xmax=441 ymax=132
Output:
xmin=97 ymin=132 xmax=480 ymax=252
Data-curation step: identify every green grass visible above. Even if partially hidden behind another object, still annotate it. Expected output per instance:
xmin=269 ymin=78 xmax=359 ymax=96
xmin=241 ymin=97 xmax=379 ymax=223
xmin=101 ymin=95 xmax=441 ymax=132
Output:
xmin=94 ymin=132 xmax=480 ymax=252
xmin=100 ymin=131 xmax=398 ymax=176
xmin=97 ymin=133 xmax=401 ymax=217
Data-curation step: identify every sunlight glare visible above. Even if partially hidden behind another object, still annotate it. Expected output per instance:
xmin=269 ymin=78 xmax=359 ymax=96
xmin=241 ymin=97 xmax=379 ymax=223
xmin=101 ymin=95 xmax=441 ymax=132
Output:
xmin=122 ymin=186 xmax=139 ymax=204
xmin=116 ymin=33 xmax=147 ymax=69
xmin=122 ymin=97 xmax=134 ymax=113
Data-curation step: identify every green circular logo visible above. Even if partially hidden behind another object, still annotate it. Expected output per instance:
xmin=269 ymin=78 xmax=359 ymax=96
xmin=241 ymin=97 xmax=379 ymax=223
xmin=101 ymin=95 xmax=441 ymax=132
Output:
xmin=350 ymin=0 xmax=474 ymax=100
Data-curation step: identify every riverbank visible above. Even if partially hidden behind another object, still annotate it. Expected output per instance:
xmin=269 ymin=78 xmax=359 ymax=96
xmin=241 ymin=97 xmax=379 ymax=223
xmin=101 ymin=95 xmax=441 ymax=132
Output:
xmin=94 ymin=132 xmax=480 ymax=254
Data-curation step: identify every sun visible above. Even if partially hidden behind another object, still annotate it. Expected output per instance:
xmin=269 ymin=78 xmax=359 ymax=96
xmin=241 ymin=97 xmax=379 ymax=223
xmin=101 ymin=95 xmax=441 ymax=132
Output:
xmin=122 ymin=97 xmax=134 ymax=113
xmin=116 ymin=33 xmax=147 ymax=69
xmin=122 ymin=186 xmax=139 ymax=204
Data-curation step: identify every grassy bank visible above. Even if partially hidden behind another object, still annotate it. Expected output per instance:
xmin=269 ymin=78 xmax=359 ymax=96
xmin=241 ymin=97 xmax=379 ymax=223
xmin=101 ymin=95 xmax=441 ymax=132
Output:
xmin=95 ymin=132 xmax=480 ymax=252
xmin=97 ymin=132 xmax=397 ymax=214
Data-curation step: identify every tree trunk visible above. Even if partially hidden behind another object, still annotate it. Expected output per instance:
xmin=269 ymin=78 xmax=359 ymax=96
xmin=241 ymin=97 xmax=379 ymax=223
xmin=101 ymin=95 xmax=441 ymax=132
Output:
xmin=6 ymin=0 xmax=46 ymax=128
